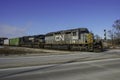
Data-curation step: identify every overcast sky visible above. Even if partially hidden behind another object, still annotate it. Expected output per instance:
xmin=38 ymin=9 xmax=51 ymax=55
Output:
xmin=0 ymin=0 xmax=120 ymax=38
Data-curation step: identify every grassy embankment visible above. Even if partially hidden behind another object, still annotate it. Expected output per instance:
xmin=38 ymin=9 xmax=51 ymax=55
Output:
xmin=0 ymin=47 xmax=48 ymax=56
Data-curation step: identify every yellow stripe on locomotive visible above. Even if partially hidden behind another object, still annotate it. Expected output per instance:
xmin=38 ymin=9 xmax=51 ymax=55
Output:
xmin=87 ymin=33 xmax=93 ymax=44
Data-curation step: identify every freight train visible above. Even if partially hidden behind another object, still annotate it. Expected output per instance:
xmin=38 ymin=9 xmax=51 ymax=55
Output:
xmin=2 ymin=28 xmax=103 ymax=51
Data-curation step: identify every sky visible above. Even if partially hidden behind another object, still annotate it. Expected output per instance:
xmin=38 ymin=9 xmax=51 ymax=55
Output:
xmin=0 ymin=0 xmax=120 ymax=38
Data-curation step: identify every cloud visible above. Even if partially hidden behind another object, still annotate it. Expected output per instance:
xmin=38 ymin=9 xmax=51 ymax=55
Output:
xmin=0 ymin=24 xmax=27 ymax=38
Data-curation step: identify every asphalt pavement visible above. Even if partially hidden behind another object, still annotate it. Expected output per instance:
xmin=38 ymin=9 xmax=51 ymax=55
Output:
xmin=0 ymin=49 xmax=120 ymax=68
xmin=0 ymin=49 xmax=120 ymax=80
xmin=0 ymin=58 xmax=120 ymax=80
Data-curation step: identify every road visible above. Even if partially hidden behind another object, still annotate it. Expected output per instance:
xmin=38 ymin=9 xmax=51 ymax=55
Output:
xmin=0 ymin=49 xmax=120 ymax=80
xmin=0 ymin=58 xmax=120 ymax=80
xmin=0 ymin=49 xmax=120 ymax=68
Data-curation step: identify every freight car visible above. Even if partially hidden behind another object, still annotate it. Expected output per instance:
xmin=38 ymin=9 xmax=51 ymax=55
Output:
xmin=7 ymin=35 xmax=45 ymax=47
xmin=44 ymin=28 xmax=95 ymax=51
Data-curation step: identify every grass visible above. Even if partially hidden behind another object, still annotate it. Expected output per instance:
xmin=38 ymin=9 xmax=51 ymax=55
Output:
xmin=0 ymin=47 xmax=29 ymax=56
xmin=0 ymin=47 xmax=49 ymax=56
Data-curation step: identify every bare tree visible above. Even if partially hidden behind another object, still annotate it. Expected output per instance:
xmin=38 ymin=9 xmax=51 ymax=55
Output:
xmin=108 ymin=19 xmax=120 ymax=46
xmin=113 ymin=19 xmax=120 ymax=45
xmin=108 ymin=29 xmax=114 ymax=45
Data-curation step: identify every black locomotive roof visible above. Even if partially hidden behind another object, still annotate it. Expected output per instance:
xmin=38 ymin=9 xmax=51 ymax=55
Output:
xmin=22 ymin=34 xmax=44 ymax=38
xmin=0 ymin=37 xmax=8 ymax=40
xmin=46 ymin=28 xmax=89 ymax=36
